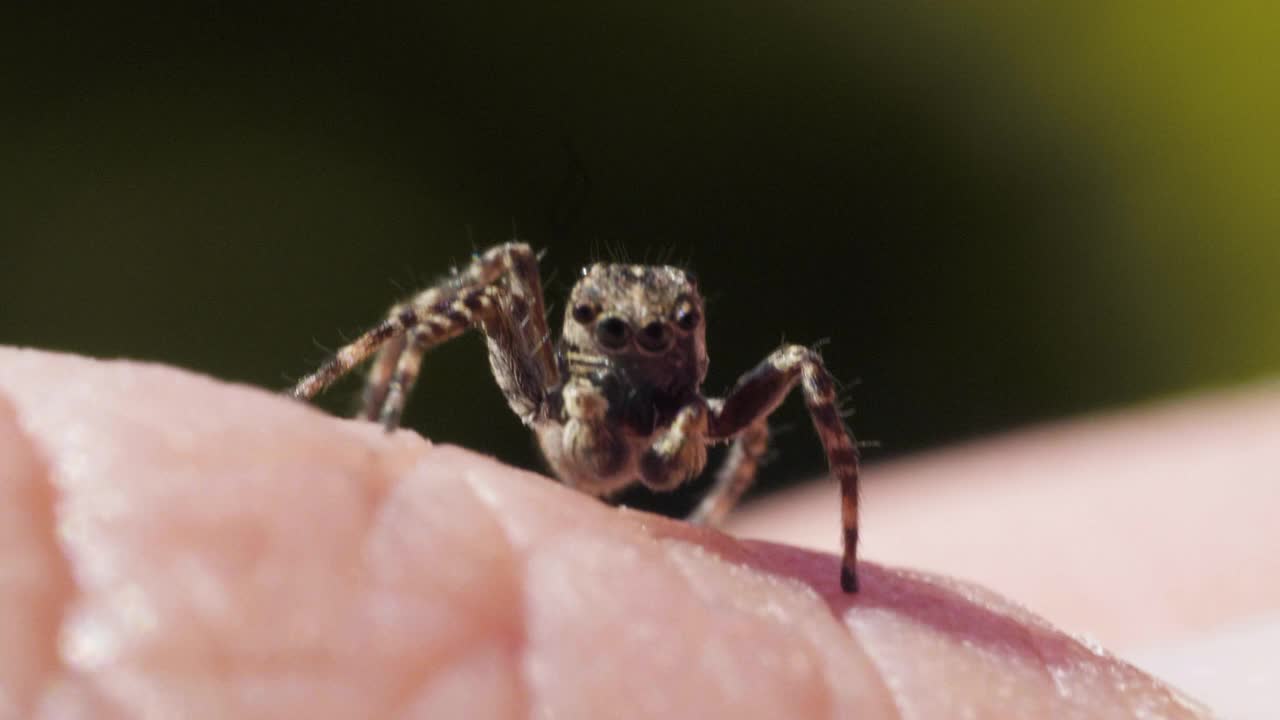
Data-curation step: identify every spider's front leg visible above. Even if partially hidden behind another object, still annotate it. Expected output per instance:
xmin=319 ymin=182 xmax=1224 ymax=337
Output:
xmin=290 ymin=242 xmax=559 ymax=431
xmin=708 ymin=345 xmax=861 ymax=593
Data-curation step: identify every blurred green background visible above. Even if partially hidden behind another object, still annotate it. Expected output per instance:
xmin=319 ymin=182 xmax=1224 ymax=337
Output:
xmin=3 ymin=4 xmax=1277 ymax=510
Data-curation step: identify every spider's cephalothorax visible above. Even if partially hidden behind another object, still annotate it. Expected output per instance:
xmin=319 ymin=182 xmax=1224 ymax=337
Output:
xmin=290 ymin=242 xmax=862 ymax=592
xmin=545 ymin=263 xmax=710 ymax=495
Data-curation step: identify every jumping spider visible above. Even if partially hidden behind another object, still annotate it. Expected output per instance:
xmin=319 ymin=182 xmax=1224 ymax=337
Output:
xmin=290 ymin=242 xmax=861 ymax=592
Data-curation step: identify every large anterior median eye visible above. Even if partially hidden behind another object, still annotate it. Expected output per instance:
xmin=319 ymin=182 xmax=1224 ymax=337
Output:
xmin=595 ymin=316 xmax=631 ymax=350
xmin=572 ymin=303 xmax=598 ymax=324
xmin=637 ymin=321 xmax=673 ymax=352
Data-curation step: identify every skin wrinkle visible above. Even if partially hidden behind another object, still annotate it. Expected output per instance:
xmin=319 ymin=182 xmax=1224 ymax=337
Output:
xmin=6 ymin=350 xmax=472 ymax=717
xmin=390 ymin=643 xmax=523 ymax=720
xmin=0 ymin=393 xmax=76 ymax=719
xmin=656 ymin=540 xmax=837 ymax=720
xmin=121 ymin=436 xmax=485 ymax=716
xmin=460 ymin=461 xmax=818 ymax=718
xmin=726 ymin=541 xmax=903 ymax=717
xmin=483 ymin=477 xmax=759 ymax=714
xmin=764 ymin=550 xmax=1077 ymax=665
xmin=219 ymin=438 xmax=423 ymax=715
xmin=968 ymin=590 xmax=1074 ymax=720
xmin=360 ymin=444 xmax=449 ymax=720
xmin=839 ymin=622 xmax=903 ymax=720
xmin=750 ymin=546 xmax=1201 ymax=719
xmin=670 ymin=541 xmax=826 ymax=715
xmin=984 ymin=593 xmax=1130 ymax=718
xmin=37 ymin=677 xmax=130 ymax=720
xmin=355 ymin=449 xmax=529 ymax=720
xmin=0 ymin=396 xmax=137 ymax=720
xmin=866 ymin=573 xmax=1085 ymax=708
xmin=878 ymin=567 xmax=1066 ymax=718
xmin=930 ymin=573 xmax=1072 ymax=720
xmin=523 ymin=533 xmax=740 ymax=717
xmin=644 ymin=519 xmax=896 ymax=719
xmin=453 ymin=464 xmax=532 ymax=720
xmin=910 ymin=569 xmax=1206 ymax=718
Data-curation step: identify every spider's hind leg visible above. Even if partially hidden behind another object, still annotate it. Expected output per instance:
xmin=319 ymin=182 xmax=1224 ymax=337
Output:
xmin=686 ymin=420 xmax=769 ymax=527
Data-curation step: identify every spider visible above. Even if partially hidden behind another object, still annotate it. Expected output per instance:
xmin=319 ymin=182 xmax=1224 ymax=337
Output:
xmin=289 ymin=242 xmax=861 ymax=592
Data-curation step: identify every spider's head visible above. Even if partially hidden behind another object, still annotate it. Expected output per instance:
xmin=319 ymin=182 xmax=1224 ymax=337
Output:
xmin=563 ymin=263 xmax=708 ymax=392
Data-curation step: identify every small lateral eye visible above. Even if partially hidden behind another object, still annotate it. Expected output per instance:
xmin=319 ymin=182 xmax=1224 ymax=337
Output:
xmin=674 ymin=305 xmax=700 ymax=331
xmin=572 ymin=304 xmax=598 ymax=324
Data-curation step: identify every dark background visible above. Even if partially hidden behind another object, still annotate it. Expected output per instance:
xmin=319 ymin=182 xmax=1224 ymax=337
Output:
xmin=4 ymin=4 xmax=1277 ymax=512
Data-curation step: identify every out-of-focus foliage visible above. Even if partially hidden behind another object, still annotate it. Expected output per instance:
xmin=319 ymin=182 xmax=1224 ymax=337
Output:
xmin=2 ymin=4 xmax=1276 ymax=507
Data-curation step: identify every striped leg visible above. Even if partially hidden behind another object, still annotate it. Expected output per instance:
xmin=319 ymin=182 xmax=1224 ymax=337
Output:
xmin=709 ymin=345 xmax=861 ymax=593
xmin=474 ymin=245 xmax=560 ymax=424
xmin=358 ymin=322 xmax=409 ymax=421
xmin=686 ymin=420 xmax=768 ymax=527
xmin=290 ymin=314 xmax=412 ymax=401
xmin=363 ymin=243 xmax=559 ymax=429
xmin=372 ymin=328 xmax=430 ymax=430
xmin=799 ymin=354 xmax=862 ymax=593
xmin=289 ymin=242 xmax=535 ymax=407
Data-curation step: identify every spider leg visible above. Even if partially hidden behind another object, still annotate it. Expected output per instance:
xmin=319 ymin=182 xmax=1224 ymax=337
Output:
xmin=289 ymin=289 xmax=476 ymax=402
xmin=373 ymin=327 xmax=431 ymax=430
xmin=708 ymin=345 xmax=861 ymax=593
xmin=358 ymin=318 xmax=409 ymax=420
xmin=472 ymin=246 xmax=560 ymax=425
xmin=638 ymin=401 xmax=709 ymax=491
xmin=686 ymin=419 xmax=769 ymax=527
xmin=290 ymin=314 xmax=413 ymax=401
xmin=290 ymin=243 xmax=553 ymax=425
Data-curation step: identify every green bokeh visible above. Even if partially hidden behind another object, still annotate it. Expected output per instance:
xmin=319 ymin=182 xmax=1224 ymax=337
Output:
xmin=3 ymin=4 xmax=1276 ymax=509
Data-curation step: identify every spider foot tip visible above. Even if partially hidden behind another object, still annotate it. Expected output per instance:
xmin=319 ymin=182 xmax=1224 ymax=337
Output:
xmin=840 ymin=564 xmax=860 ymax=593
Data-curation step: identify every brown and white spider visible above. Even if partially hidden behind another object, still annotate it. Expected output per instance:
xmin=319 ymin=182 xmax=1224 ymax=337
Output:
xmin=289 ymin=242 xmax=862 ymax=592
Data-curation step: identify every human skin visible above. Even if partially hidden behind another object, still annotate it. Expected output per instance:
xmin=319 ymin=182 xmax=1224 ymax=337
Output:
xmin=0 ymin=348 xmax=1213 ymax=718
xmin=730 ymin=382 xmax=1280 ymax=652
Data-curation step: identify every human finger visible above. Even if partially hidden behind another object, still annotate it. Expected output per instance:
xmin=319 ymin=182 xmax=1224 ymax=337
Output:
xmin=0 ymin=348 xmax=1208 ymax=718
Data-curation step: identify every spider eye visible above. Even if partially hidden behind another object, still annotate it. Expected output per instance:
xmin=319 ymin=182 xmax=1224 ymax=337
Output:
xmin=637 ymin=321 xmax=673 ymax=352
xmin=595 ymin=316 xmax=631 ymax=350
xmin=674 ymin=305 xmax=700 ymax=331
xmin=572 ymin=304 xmax=598 ymax=324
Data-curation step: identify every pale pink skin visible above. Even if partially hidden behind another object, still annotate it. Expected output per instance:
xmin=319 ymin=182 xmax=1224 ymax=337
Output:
xmin=0 ymin=348 xmax=1220 ymax=718
xmin=731 ymin=384 xmax=1280 ymax=653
